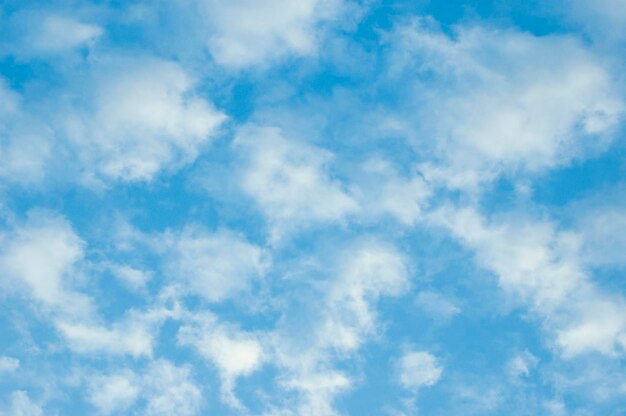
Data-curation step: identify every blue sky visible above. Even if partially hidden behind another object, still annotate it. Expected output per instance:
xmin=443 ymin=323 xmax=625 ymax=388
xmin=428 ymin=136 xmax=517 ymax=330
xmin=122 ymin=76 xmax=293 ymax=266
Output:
xmin=1 ymin=0 xmax=626 ymax=415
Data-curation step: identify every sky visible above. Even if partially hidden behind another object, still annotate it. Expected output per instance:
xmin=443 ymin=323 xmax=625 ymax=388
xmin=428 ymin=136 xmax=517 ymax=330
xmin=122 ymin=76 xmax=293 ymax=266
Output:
xmin=1 ymin=0 xmax=626 ymax=415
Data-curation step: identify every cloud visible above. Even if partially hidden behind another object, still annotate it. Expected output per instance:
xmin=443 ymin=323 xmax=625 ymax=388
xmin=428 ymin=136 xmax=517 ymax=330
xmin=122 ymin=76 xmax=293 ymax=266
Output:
xmin=178 ymin=313 xmax=264 ymax=408
xmin=507 ymin=350 xmax=538 ymax=379
xmin=0 ymin=80 xmax=54 ymax=184
xmin=0 ymin=356 xmax=19 ymax=374
xmin=0 ymin=210 xmax=87 ymax=313
xmin=87 ymin=370 xmax=140 ymax=415
xmin=414 ymin=291 xmax=460 ymax=321
xmin=2 ymin=391 xmax=43 ymax=416
xmin=234 ymin=125 xmax=357 ymax=241
xmin=143 ymin=360 xmax=203 ymax=416
xmin=62 ymin=57 xmax=226 ymax=183
xmin=564 ymin=0 xmax=626 ymax=41
xmin=390 ymin=19 xmax=623 ymax=189
xmin=190 ymin=0 xmax=350 ymax=67
xmin=1 ymin=11 xmax=102 ymax=58
xmin=354 ymin=158 xmax=431 ymax=225
xmin=165 ymin=227 xmax=268 ymax=302
xmin=87 ymin=361 xmax=202 ymax=416
xmin=434 ymin=206 xmax=626 ymax=357
xmin=396 ymin=350 xmax=443 ymax=391
xmin=270 ymin=240 xmax=410 ymax=415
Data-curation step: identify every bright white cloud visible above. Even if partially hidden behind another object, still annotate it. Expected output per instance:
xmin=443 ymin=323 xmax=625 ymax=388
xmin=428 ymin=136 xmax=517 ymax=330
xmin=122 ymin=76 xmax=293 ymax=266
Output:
xmin=391 ymin=19 xmax=623 ymax=189
xmin=61 ymin=57 xmax=225 ymax=182
xmin=434 ymin=206 xmax=626 ymax=357
xmin=0 ymin=211 xmax=87 ymax=313
xmin=192 ymin=0 xmax=348 ymax=67
xmin=165 ymin=227 xmax=268 ymax=302
xmin=178 ymin=313 xmax=263 ymax=408
xmin=397 ymin=350 xmax=443 ymax=391
xmin=235 ymin=125 xmax=357 ymax=241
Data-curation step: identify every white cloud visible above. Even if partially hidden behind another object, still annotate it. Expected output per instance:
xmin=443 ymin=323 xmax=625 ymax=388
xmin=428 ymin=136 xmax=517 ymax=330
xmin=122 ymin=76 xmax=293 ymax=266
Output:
xmin=55 ymin=318 xmax=154 ymax=358
xmin=3 ymin=391 xmax=43 ymax=416
xmin=0 ymin=211 xmax=88 ymax=314
xmin=108 ymin=264 xmax=152 ymax=291
xmin=565 ymin=0 xmax=626 ymax=41
xmin=391 ymin=19 xmax=623 ymax=189
xmin=192 ymin=0 xmax=349 ymax=67
xmin=270 ymin=241 xmax=410 ymax=415
xmin=235 ymin=125 xmax=357 ymax=241
xmin=165 ymin=227 xmax=268 ymax=302
xmin=26 ymin=15 xmax=102 ymax=55
xmin=397 ymin=350 xmax=443 ymax=391
xmin=355 ymin=158 xmax=431 ymax=225
xmin=434 ymin=206 xmax=626 ymax=357
xmin=0 ymin=80 xmax=53 ymax=184
xmin=87 ymin=361 xmax=202 ymax=416
xmin=0 ymin=356 xmax=19 ymax=374
xmin=318 ymin=241 xmax=410 ymax=351
xmin=143 ymin=360 xmax=203 ymax=416
xmin=178 ymin=313 xmax=264 ymax=408
xmin=63 ymin=58 xmax=226 ymax=182
xmin=87 ymin=371 xmax=140 ymax=415
xmin=414 ymin=291 xmax=460 ymax=321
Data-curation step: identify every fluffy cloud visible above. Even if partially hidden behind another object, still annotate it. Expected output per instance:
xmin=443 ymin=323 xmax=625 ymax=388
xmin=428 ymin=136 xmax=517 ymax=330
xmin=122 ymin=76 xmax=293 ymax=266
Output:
xmin=191 ymin=0 xmax=349 ymax=67
xmin=235 ymin=125 xmax=357 ymax=241
xmin=390 ymin=19 xmax=623 ymax=188
xmin=434 ymin=206 xmax=626 ymax=357
xmin=397 ymin=350 xmax=443 ymax=391
xmin=63 ymin=57 xmax=226 ymax=182
xmin=143 ymin=360 xmax=203 ymax=416
xmin=271 ymin=241 xmax=410 ymax=415
xmin=178 ymin=313 xmax=264 ymax=407
xmin=165 ymin=227 xmax=268 ymax=302
xmin=87 ymin=370 xmax=140 ymax=415
xmin=87 ymin=361 xmax=202 ymax=416
xmin=0 ymin=211 xmax=87 ymax=313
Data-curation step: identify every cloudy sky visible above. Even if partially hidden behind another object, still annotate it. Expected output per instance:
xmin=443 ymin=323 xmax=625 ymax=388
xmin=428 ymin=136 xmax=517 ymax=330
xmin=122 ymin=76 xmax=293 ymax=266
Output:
xmin=1 ymin=0 xmax=626 ymax=415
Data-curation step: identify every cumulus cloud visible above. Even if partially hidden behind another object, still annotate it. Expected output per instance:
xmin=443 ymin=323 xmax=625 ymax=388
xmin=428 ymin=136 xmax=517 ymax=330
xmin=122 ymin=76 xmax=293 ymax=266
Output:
xmin=165 ymin=227 xmax=268 ymax=302
xmin=390 ymin=19 xmax=623 ymax=189
xmin=178 ymin=313 xmax=264 ymax=408
xmin=397 ymin=350 xmax=443 ymax=391
xmin=191 ymin=0 xmax=350 ymax=67
xmin=87 ymin=361 xmax=202 ymax=416
xmin=270 ymin=240 xmax=410 ymax=415
xmin=63 ymin=57 xmax=226 ymax=182
xmin=87 ymin=370 xmax=140 ymax=415
xmin=235 ymin=125 xmax=357 ymax=241
xmin=0 ymin=210 xmax=88 ymax=314
xmin=434 ymin=206 xmax=626 ymax=357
